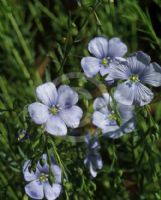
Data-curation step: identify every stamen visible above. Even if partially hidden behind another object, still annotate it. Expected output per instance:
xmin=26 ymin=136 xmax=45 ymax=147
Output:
xmin=130 ymin=74 xmax=139 ymax=83
xmin=50 ymin=107 xmax=58 ymax=115
xmin=39 ymin=173 xmax=48 ymax=182
xmin=101 ymin=58 xmax=108 ymax=65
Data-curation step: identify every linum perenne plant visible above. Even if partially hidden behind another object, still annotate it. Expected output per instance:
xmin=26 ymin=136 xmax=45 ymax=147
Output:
xmin=23 ymin=36 xmax=161 ymax=199
xmin=1 ymin=0 xmax=161 ymax=199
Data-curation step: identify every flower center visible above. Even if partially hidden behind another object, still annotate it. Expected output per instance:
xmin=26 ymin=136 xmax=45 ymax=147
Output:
xmin=108 ymin=112 xmax=117 ymax=121
xmin=130 ymin=74 xmax=139 ymax=83
xmin=101 ymin=58 xmax=108 ymax=65
xmin=50 ymin=106 xmax=58 ymax=115
xmin=39 ymin=173 xmax=48 ymax=182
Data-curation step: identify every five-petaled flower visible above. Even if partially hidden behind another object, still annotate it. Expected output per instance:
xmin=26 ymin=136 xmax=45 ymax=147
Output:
xmin=23 ymin=154 xmax=62 ymax=200
xmin=81 ymin=36 xmax=127 ymax=80
xmin=28 ymin=82 xmax=83 ymax=136
xmin=107 ymin=51 xmax=161 ymax=106
xmin=84 ymin=134 xmax=103 ymax=177
xmin=92 ymin=93 xmax=135 ymax=138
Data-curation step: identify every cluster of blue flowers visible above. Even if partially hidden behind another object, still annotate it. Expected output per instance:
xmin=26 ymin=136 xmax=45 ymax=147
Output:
xmin=22 ymin=36 xmax=161 ymax=199
xmin=81 ymin=36 xmax=161 ymax=106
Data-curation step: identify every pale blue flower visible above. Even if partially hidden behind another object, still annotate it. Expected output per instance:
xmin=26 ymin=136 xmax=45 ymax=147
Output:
xmin=84 ymin=134 xmax=103 ymax=177
xmin=23 ymin=154 xmax=62 ymax=200
xmin=81 ymin=36 xmax=127 ymax=78
xmin=107 ymin=51 xmax=161 ymax=106
xmin=92 ymin=93 xmax=135 ymax=138
xmin=28 ymin=82 xmax=83 ymax=136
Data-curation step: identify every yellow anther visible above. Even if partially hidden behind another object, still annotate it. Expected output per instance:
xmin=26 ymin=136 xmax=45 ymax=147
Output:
xmin=130 ymin=75 xmax=139 ymax=82
xmin=39 ymin=173 xmax=48 ymax=182
xmin=50 ymin=107 xmax=58 ymax=115
xmin=101 ymin=58 xmax=108 ymax=65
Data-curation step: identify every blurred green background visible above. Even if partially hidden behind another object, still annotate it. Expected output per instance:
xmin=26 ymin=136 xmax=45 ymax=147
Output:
xmin=1 ymin=0 xmax=161 ymax=199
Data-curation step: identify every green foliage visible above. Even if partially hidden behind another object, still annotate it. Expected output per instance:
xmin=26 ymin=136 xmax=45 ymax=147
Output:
xmin=0 ymin=0 xmax=161 ymax=199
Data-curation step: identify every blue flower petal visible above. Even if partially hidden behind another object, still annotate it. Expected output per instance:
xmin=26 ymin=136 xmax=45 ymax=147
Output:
xmin=84 ymin=136 xmax=102 ymax=177
xmin=93 ymin=95 xmax=110 ymax=114
xmin=59 ymin=105 xmax=83 ymax=128
xmin=37 ymin=155 xmax=49 ymax=174
xmin=92 ymin=111 xmax=110 ymax=130
xmin=25 ymin=180 xmax=44 ymax=199
xmin=127 ymin=56 xmax=146 ymax=75
xmin=106 ymin=79 xmax=115 ymax=86
xmin=108 ymin=37 xmax=127 ymax=57
xmin=23 ymin=160 xmax=40 ymax=182
xmin=36 ymin=82 xmax=58 ymax=107
xmin=88 ymin=153 xmax=103 ymax=177
xmin=44 ymin=183 xmax=62 ymax=200
xmin=46 ymin=116 xmax=67 ymax=136
xmin=89 ymin=163 xmax=97 ymax=177
xmin=133 ymin=82 xmax=154 ymax=106
xmin=100 ymin=57 xmax=127 ymax=76
xmin=102 ymin=125 xmax=123 ymax=138
xmin=81 ymin=57 xmax=101 ymax=77
xmin=141 ymin=65 xmax=161 ymax=87
xmin=51 ymin=165 xmax=62 ymax=184
xmin=28 ymin=103 xmax=49 ymax=125
xmin=84 ymin=158 xmax=97 ymax=177
xmin=38 ymin=163 xmax=49 ymax=174
xmin=90 ymin=139 xmax=100 ymax=150
xmin=105 ymin=74 xmax=115 ymax=83
xmin=114 ymin=81 xmax=154 ymax=106
xmin=100 ymin=59 xmax=125 ymax=77
xmin=115 ymin=57 xmax=127 ymax=62
xmin=94 ymin=154 xmax=103 ymax=169
xmin=88 ymin=37 xmax=109 ymax=58
xmin=108 ymin=62 xmax=130 ymax=80
xmin=100 ymin=64 xmax=110 ymax=76
xmin=102 ymin=93 xmax=112 ymax=105
xmin=57 ymin=85 xmax=78 ymax=109
xmin=118 ymin=103 xmax=135 ymax=133
xmin=114 ymin=81 xmax=135 ymax=105
xmin=121 ymin=118 xmax=135 ymax=133
xmin=85 ymin=135 xmax=100 ymax=149
xmin=135 ymin=51 xmax=151 ymax=65
xmin=118 ymin=103 xmax=134 ymax=122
